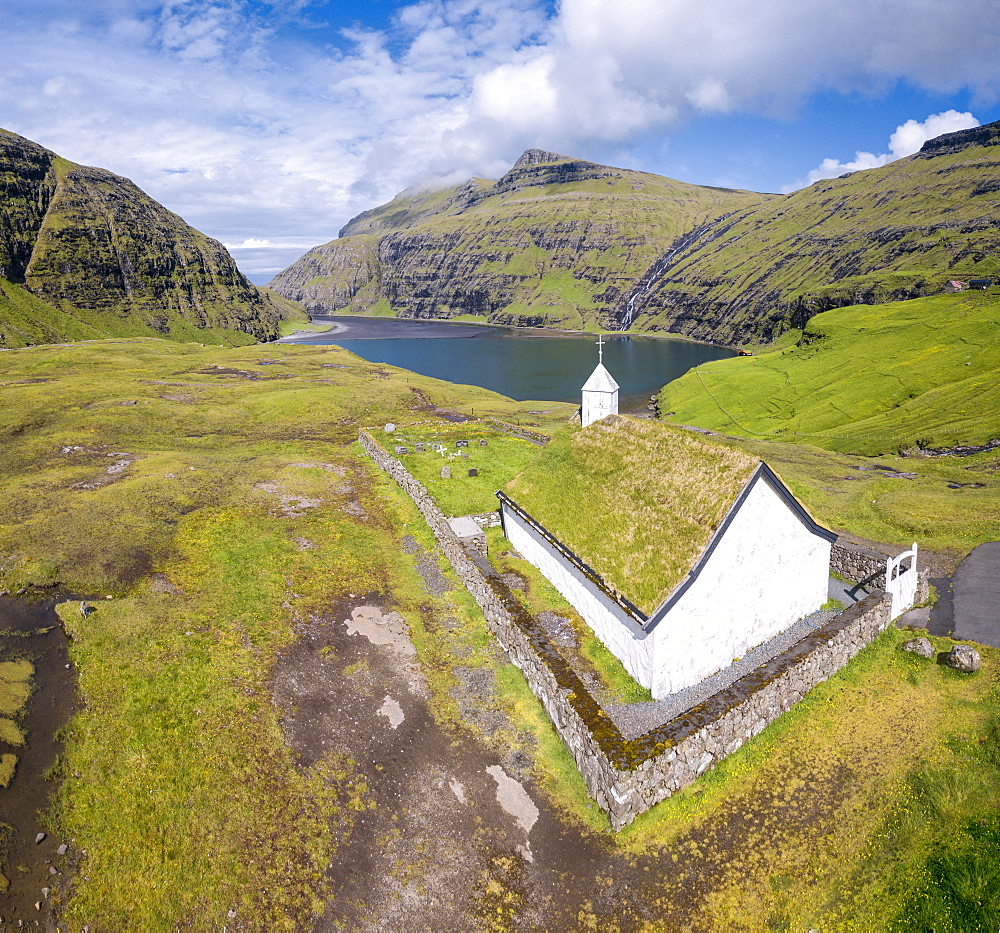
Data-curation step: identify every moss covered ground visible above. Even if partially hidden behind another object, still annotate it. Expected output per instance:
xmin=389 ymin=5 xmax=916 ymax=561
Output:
xmin=0 ymin=337 xmax=568 ymax=926
xmin=0 ymin=333 xmax=997 ymax=927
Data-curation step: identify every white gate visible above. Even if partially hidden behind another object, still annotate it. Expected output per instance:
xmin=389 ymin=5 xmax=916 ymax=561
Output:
xmin=886 ymin=542 xmax=919 ymax=618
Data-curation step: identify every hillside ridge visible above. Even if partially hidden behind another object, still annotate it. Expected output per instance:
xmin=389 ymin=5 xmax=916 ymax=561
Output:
xmin=0 ymin=128 xmax=297 ymax=349
xmin=272 ymin=126 xmax=1000 ymax=344
xmin=271 ymin=148 xmax=767 ymax=329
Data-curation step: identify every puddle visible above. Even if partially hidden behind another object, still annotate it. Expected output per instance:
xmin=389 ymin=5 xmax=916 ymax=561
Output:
xmin=0 ymin=594 xmax=77 ymax=926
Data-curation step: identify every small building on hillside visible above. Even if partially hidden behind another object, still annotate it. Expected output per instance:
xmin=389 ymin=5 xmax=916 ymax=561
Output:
xmin=970 ymin=278 xmax=993 ymax=290
xmin=945 ymin=280 xmax=969 ymax=293
xmin=581 ymin=335 xmax=619 ymax=428
xmin=498 ymin=416 xmax=837 ymax=698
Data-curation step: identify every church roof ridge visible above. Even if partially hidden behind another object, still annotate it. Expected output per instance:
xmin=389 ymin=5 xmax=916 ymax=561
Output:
xmin=582 ymin=361 xmax=619 ymax=392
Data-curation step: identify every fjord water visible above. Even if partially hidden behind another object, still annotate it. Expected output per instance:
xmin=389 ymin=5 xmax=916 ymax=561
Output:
xmin=280 ymin=317 xmax=734 ymax=409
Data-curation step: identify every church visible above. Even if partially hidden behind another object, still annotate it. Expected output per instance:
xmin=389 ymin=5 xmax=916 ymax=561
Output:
xmin=497 ymin=338 xmax=836 ymax=699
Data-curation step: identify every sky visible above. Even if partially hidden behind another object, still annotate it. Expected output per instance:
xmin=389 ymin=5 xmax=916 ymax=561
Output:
xmin=3 ymin=0 xmax=1000 ymax=284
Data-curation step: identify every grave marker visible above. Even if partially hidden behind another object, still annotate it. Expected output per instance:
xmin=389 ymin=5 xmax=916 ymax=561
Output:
xmin=468 ymin=468 xmax=478 ymax=477
xmin=441 ymin=465 xmax=451 ymax=479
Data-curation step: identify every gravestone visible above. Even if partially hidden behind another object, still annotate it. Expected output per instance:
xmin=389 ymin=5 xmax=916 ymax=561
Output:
xmin=384 ymin=423 xmax=396 ymax=433
xmin=415 ymin=443 xmax=426 ymax=452
xmin=461 ymin=451 xmax=470 ymax=460
xmin=456 ymin=440 xmax=468 ymax=448
xmin=468 ymin=468 xmax=478 ymax=477
xmin=479 ymin=439 xmax=488 ymax=447
xmin=432 ymin=444 xmax=445 ymax=452
xmin=394 ymin=446 xmax=409 ymax=455
xmin=441 ymin=465 xmax=451 ymax=479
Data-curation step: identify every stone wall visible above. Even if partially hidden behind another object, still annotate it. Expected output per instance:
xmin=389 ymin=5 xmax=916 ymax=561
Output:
xmin=483 ymin=418 xmax=551 ymax=445
xmin=361 ymin=429 xmax=901 ymax=830
xmin=831 ymin=539 xmax=891 ymax=589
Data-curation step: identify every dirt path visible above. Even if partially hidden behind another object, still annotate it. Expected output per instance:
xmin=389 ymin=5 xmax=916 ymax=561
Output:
xmin=271 ymin=595 xmax=676 ymax=930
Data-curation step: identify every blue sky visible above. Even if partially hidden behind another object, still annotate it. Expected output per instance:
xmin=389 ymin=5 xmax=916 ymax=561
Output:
xmin=3 ymin=0 xmax=999 ymax=283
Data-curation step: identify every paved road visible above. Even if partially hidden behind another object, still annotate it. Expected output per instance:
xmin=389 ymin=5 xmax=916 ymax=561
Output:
xmin=951 ymin=541 xmax=1000 ymax=648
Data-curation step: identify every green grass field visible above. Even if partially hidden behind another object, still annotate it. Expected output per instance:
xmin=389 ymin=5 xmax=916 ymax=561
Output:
xmin=660 ymin=290 xmax=1000 ymax=455
xmin=0 ymin=337 xmax=571 ymax=926
xmin=658 ymin=291 xmax=1000 ymax=557
xmin=0 ymin=328 xmax=997 ymax=927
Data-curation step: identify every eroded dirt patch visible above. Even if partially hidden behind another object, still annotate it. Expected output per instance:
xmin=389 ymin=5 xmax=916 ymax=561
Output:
xmin=0 ymin=595 xmax=77 ymax=928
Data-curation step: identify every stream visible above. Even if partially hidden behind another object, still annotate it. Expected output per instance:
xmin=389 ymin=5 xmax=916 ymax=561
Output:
xmin=0 ymin=594 xmax=77 ymax=927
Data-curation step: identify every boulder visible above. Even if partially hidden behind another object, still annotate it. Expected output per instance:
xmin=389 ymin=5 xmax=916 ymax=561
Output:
xmin=944 ymin=644 xmax=982 ymax=673
xmin=901 ymin=636 xmax=934 ymax=659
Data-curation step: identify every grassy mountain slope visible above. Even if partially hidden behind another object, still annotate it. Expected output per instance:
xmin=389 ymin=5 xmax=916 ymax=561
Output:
xmin=630 ymin=121 xmax=1000 ymax=344
xmin=658 ymin=289 xmax=1000 ymax=455
xmin=269 ymin=149 xmax=767 ymax=330
xmin=0 ymin=128 xmax=302 ymax=348
xmin=655 ymin=290 xmax=1000 ymax=555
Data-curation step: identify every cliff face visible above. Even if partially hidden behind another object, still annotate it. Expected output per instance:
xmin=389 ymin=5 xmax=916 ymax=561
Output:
xmin=0 ymin=129 xmax=292 ymax=348
xmin=272 ymin=131 xmax=1000 ymax=345
xmin=269 ymin=150 xmax=768 ymax=329
xmin=625 ymin=121 xmax=1000 ymax=343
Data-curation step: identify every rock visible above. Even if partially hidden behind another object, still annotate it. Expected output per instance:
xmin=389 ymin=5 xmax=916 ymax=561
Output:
xmin=42 ymin=887 xmax=50 ymax=899
xmin=901 ymin=636 xmax=934 ymax=658
xmin=57 ymin=843 xmax=67 ymax=855
xmin=35 ymin=832 xmax=46 ymax=844
xmin=49 ymin=866 xmax=58 ymax=875
xmin=945 ymin=644 xmax=982 ymax=673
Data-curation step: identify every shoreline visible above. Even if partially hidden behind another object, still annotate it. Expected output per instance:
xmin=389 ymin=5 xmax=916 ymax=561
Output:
xmin=279 ymin=314 xmax=737 ymax=351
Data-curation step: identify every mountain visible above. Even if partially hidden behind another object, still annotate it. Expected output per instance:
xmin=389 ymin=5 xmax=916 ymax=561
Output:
xmin=619 ymin=121 xmax=1000 ymax=343
xmin=0 ymin=128 xmax=298 ymax=349
xmin=272 ymin=127 xmax=1000 ymax=345
xmin=268 ymin=149 xmax=768 ymax=330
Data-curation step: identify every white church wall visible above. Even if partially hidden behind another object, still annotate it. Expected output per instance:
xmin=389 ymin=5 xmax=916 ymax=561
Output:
xmin=649 ymin=477 xmax=831 ymax=698
xmin=582 ymin=389 xmax=618 ymax=429
xmin=500 ymin=501 xmax=656 ymax=689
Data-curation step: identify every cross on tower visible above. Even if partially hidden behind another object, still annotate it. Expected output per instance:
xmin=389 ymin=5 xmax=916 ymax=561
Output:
xmin=597 ymin=333 xmax=605 ymax=364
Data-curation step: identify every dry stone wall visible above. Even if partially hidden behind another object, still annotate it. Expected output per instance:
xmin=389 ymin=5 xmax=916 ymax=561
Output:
xmin=831 ymin=539 xmax=890 ymax=589
xmin=361 ymin=429 xmax=900 ymax=830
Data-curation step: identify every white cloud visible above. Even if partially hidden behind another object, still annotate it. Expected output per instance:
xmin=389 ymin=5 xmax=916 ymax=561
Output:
xmin=1 ymin=0 xmax=999 ymax=279
xmin=787 ymin=110 xmax=981 ymax=190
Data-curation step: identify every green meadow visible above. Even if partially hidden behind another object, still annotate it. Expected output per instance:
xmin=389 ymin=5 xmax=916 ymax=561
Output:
xmin=659 ymin=290 xmax=1000 ymax=556
xmin=0 ymin=337 xmax=568 ymax=926
xmin=0 ymin=327 xmax=996 ymax=927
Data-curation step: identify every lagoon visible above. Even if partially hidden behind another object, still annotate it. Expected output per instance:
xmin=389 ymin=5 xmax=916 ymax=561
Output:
xmin=279 ymin=316 xmax=733 ymax=411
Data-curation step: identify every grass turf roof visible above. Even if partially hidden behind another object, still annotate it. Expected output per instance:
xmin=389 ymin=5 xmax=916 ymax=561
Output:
xmin=503 ymin=416 xmax=759 ymax=615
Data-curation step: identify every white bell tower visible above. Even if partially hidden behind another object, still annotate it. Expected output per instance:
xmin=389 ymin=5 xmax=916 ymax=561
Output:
xmin=581 ymin=335 xmax=619 ymax=428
